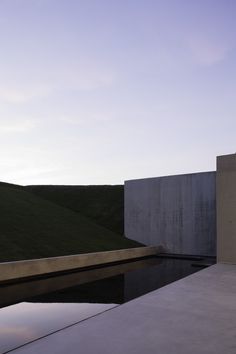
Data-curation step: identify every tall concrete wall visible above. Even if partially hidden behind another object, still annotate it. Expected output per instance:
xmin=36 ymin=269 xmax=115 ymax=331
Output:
xmin=217 ymin=154 xmax=236 ymax=264
xmin=125 ymin=172 xmax=216 ymax=256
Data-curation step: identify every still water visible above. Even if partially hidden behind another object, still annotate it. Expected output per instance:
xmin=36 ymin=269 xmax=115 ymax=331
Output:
xmin=0 ymin=256 xmax=213 ymax=353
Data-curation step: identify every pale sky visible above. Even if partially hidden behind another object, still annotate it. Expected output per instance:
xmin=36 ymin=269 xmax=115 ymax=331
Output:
xmin=0 ymin=0 xmax=235 ymax=185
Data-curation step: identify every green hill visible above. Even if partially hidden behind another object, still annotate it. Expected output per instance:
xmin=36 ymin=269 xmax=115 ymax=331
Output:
xmin=0 ymin=183 xmax=141 ymax=262
xmin=26 ymin=185 xmax=124 ymax=235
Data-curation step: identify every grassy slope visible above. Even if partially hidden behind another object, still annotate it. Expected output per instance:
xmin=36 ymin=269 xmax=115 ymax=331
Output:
xmin=26 ymin=185 xmax=124 ymax=235
xmin=0 ymin=183 xmax=140 ymax=262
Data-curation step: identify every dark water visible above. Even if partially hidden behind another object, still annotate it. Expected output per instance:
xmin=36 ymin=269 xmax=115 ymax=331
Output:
xmin=0 ymin=256 xmax=214 ymax=353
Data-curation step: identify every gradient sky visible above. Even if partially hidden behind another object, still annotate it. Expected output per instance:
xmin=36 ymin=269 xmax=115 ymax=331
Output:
xmin=0 ymin=0 xmax=235 ymax=185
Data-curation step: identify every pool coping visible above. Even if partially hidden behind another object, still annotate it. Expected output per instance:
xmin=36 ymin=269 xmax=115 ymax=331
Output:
xmin=0 ymin=246 xmax=161 ymax=284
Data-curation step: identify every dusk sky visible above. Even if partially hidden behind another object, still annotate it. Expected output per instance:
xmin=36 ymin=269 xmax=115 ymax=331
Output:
xmin=0 ymin=0 xmax=235 ymax=185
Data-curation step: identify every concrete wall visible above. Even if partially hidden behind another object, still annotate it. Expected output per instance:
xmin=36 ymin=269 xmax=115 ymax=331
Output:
xmin=217 ymin=154 xmax=236 ymax=264
xmin=0 ymin=246 xmax=160 ymax=283
xmin=125 ymin=172 xmax=216 ymax=256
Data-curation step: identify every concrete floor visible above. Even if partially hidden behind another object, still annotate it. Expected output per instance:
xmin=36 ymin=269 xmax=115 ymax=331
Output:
xmin=12 ymin=264 xmax=236 ymax=354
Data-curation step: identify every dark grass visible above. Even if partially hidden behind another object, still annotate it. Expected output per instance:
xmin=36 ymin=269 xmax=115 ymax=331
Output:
xmin=26 ymin=185 xmax=124 ymax=235
xmin=0 ymin=183 xmax=141 ymax=262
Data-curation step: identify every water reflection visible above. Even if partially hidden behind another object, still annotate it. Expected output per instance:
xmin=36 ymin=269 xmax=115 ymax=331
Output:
xmin=0 ymin=258 xmax=160 ymax=308
xmin=0 ymin=257 xmax=210 ymax=353
xmin=0 ymin=302 xmax=116 ymax=353
xmin=29 ymin=258 xmax=202 ymax=304
xmin=124 ymin=257 xmax=202 ymax=301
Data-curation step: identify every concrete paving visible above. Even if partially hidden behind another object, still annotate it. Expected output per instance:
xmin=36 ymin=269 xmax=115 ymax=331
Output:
xmin=12 ymin=264 xmax=236 ymax=354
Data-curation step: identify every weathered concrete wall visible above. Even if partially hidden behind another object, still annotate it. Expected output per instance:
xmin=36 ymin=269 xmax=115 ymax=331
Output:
xmin=0 ymin=246 xmax=160 ymax=283
xmin=125 ymin=172 xmax=216 ymax=256
xmin=217 ymin=154 xmax=236 ymax=264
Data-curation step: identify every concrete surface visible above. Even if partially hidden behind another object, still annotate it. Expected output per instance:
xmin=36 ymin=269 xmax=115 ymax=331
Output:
xmin=12 ymin=263 xmax=236 ymax=354
xmin=0 ymin=246 xmax=160 ymax=283
xmin=217 ymin=154 xmax=236 ymax=264
xmin=125 ymin=172 xmax=216 ymax=256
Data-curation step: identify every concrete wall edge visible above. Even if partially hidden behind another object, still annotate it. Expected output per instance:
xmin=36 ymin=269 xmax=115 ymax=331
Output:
xmin=0 ymin=246 xmax=161 ymax=283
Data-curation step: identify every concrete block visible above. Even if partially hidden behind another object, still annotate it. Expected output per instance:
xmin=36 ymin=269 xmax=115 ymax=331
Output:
xmin=125 ymin=172 xmax=216 ymax=256
xmin=217 ymin=153 xmax=236 ymax=264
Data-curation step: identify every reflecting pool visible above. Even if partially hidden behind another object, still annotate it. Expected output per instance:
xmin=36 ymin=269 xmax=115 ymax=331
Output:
xmin=0 ymin=256 xmax=214 ymax=353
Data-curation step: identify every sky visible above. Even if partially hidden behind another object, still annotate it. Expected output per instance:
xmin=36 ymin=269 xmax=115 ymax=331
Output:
xmin=0 ymin=0 xmax=235 ymax=185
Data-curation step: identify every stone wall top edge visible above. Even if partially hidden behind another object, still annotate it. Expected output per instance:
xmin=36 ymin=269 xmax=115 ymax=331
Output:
xmin=0 ymin=246 xmax=158 ymax=266
xmin=125 ymin=171 xmax=216 ymax=184
xmin=217 ymin=154 xmax=236 ymax=172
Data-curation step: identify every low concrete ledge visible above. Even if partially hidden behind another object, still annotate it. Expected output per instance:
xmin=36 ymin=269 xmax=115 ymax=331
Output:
xmin=0 ymin=246 xmax=161 ymax=283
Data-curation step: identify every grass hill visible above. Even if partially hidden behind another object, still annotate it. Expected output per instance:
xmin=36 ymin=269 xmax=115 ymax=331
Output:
xmin=26 ymin=185 xmax=124 ymax=235
xmin=0 ymin=183 xmax=141 ymax=262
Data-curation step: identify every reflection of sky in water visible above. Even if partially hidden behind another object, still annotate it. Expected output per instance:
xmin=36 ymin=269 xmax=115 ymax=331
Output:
xmin=0 ymin=302 xmax=116 ymax=353
xmin=0 ymin=258 xmax=209 ymax=354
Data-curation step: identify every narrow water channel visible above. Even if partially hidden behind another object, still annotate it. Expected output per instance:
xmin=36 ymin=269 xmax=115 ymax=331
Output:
xmin=0 ymin=256 xmax=214 ymax=353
